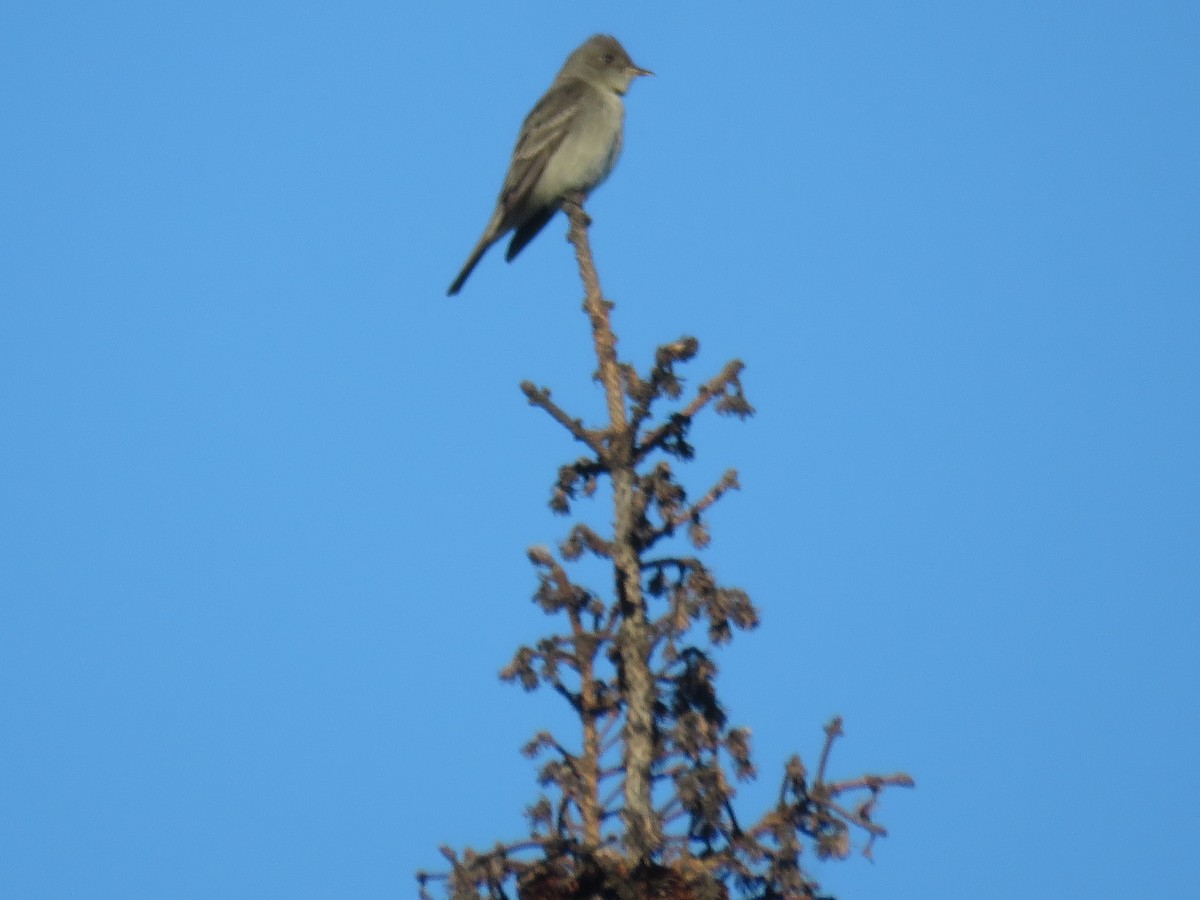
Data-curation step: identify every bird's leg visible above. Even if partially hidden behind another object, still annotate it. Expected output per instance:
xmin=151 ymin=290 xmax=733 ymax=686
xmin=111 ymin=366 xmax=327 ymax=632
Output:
xmin=563 ymin=191 xmax=592 ymax=227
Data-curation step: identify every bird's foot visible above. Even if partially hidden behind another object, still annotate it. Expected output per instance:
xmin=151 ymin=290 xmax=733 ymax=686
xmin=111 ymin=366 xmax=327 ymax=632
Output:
xmin=563 ymin=191 xmax=592 ymax=226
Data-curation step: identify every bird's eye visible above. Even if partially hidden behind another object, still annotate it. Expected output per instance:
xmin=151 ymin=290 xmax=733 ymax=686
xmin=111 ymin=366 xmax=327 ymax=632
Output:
xmin=602 ymin=53 xmax=615 ymax=64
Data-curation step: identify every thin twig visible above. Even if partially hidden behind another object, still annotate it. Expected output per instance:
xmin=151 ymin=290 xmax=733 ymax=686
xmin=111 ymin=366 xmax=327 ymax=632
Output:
xmin=827 ymin=773 xmax=917 ymax=794
xmin=651 ymin=469 xmax=740 ymax=540
xmin=815 ymin=716 xmax=843 ymax=785
xmin=521 ymin=381 xmax=602 ymax=450
xmin=636 ymin=360 xmax=746 ymax=460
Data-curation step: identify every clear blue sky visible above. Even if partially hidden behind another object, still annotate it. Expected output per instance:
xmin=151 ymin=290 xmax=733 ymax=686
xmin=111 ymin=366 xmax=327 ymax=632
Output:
xmin=3 ymin=3 xmax=1197 ymax=898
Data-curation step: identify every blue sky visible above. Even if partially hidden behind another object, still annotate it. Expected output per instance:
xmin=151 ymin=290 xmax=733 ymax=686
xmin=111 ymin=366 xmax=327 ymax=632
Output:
xmin=3 ymin=2 xmax=1198 ymax=898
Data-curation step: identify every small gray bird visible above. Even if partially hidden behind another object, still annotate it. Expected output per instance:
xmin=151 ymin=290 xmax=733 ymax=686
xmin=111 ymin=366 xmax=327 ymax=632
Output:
xmin=447 ymin=35 xmax=652 ymax=296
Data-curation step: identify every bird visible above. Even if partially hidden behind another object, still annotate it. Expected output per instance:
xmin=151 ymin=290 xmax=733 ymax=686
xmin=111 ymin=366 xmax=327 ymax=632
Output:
xmin=447 ymin=35 xmax=652 ymax=296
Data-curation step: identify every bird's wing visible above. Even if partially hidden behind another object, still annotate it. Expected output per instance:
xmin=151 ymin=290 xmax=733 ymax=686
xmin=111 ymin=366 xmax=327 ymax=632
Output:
xmin=498 ymin=78 xmax=588 ymax=215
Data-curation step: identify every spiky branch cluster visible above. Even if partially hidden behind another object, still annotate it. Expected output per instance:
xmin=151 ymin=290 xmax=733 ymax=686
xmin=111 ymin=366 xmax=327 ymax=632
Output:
xmin=419 ymin=201 xmax=912 ymax=900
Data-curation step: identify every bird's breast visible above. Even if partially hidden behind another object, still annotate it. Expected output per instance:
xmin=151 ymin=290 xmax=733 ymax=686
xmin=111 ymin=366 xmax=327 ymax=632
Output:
xmin=535 ymin=91 xmax=625 ymax=204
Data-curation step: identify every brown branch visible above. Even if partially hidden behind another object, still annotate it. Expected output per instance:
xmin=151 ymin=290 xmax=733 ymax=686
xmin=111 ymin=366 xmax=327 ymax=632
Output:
xmin=815 ymin=716 xmax=843 ymax=785
xmin=567 ymin=572 xmax=603 ymax=848
xmin=417 ymin=837 xmax=554 ymax=885
xmin=629 ymin=337 xmax=700 ymax=431
xmin=636 ymin=360 xmax=747 ymax=460
xmin=521 ymin=381 xmax=601 ymax=451
xmin=561 ymin=523 xmax=615 ymax=560
xmin=535 ymin=545 xmax=610 ymax=847
xmin=565 ymin=196 xmax=659 ymax=862
xmin=827 ymin=773 xmax=917 ymax=794
xmin=564 ymin=196 xmax=625 ymax=431
xmin=822 ymin=799 xmax=890 ymax=838
xmin=597 ymin=711 xmax=622 ymax=746
xmin=652 ymin=469 xmax=740 ymax=541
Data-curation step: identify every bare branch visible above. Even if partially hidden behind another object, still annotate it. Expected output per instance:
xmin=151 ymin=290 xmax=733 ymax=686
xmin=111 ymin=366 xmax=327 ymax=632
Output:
xmin=650 ymin=469 xmax=741 ymax=546
xmin=815 ymin=716 xmax=844 ymax=786
xmin=636 ymin=360 xmax=751 ymax=462
xmin=520 ymin=381 xmax=601 ymax=451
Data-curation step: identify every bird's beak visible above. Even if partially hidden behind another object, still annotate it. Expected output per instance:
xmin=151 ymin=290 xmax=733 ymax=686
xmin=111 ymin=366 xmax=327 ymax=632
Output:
xmin=630 ymin=64 xmax=654 ymax=78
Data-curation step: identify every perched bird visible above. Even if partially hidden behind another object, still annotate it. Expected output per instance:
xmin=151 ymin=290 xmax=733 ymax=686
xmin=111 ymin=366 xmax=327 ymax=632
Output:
xmin=447 ymin=35 xmax=652 ymax=296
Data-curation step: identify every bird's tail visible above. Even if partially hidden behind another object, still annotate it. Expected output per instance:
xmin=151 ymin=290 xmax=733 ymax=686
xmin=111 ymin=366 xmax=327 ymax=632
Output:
xmin=447 ymin=212 xmax=505 ymax=296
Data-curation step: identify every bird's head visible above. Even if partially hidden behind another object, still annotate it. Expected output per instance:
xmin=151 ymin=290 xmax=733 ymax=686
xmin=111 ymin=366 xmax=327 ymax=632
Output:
xmin=567 ymin=35 xmax=653 ymax=96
